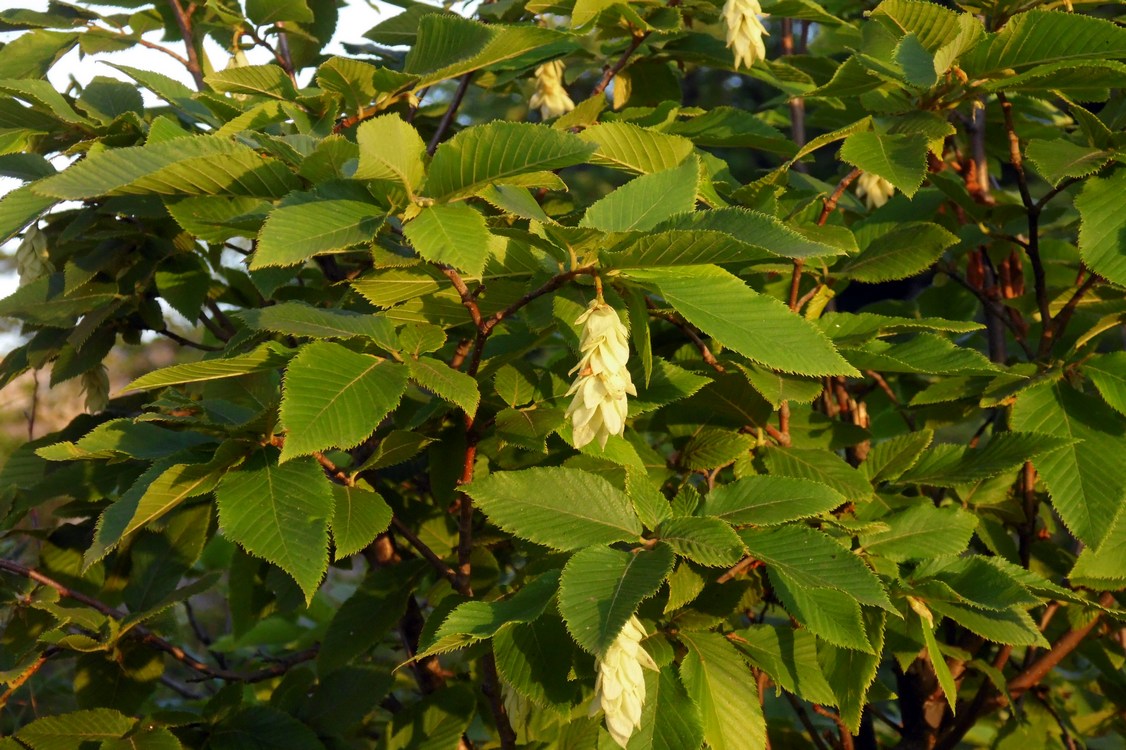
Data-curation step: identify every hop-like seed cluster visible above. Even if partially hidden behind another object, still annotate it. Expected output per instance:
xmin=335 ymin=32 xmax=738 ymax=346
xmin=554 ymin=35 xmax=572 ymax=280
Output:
xmin=529 ymin=59 xmax=575 ymax=120
xmin=722 ymin=0 xmax=770 ymax=69
xmin=81 ymin=365 xmax=110 ymax=414
xmin=589 ymin=616 xmax=658 ymax=748
xmin=855 ymin=172 xmax=896 ymax=209
xmin=15 ymin=226 xmax=51 ymax=286
xmin=565 ymin=299 xmax=636 ymax=450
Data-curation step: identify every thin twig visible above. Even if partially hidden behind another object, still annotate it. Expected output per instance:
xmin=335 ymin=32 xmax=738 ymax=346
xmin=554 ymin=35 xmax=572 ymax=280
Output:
xmin=865 ymin=370 xmax=916 ymax=430
xmin=785 ymin=693 xmax=832 ymax=750
xmin=1039 ymin=273 xmax=1097 ymax=358
xmin=817 ymin=168 xmax=862 ymax=226
xmin=158 ymin=328 xmax=223 ymax=352
xmin=812 ymin=705 xmax=855 ymax=750
xmin=939 ymin=263 xmax=1035 ymax=359
xmin=0 ymin=650 xmax=56 ymax=710
xmin=648 ymin=307 xmax=724 ymax=373
xmin=997 ymin=92 xmax=1052 ymax=341
xmin=592 ymin=33 xmax=651 ymax=96
xmin=440 ymin=267 xmax=485 ymax=329
xmin=165 ymin=0 xmax=204 ymax=89
xmin=428 ymin=73 xmax=474 ymax=155
xmin=391 ymin=518 xmax=459 ymax=586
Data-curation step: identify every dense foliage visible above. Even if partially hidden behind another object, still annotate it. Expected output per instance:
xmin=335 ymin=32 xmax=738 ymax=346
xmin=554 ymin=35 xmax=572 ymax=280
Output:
xmin=1 ymin=0 xmax=1125 ymax=748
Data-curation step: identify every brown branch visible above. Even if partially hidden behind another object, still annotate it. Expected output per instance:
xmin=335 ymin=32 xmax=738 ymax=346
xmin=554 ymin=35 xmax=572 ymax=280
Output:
xmin=0 ymin=559 xmax=315 ymax=683
xmin=482 ymin=651 xmax=517 ymax=749
xmin=391 ymin=517 xmax=459 ymax=587
xmin=817 ymin=168 xmax=862 ymax=226
xmin=165 ymin=0 xmax=205 ymax=89
xmin=997 ymin=92 xmax=1052 ymax=344
xmin=812 ymin=705 xmax=855 ymax=750
xmin=1007 ymin=592 xmax=1115 ymax=698
xmin=0 ymin=650 xmax=56 ymax=710
xmin=1038 ymin=273 xmax=1097 ymax=358
xmin=428 ymin=73 xmax=474 ymax=155
xmin=592 ymin=32 xmax=651 ymax=96
xmin=89 ymin=24 xmax=190 ymax=67
xmin=440 ymin=267 xmax=485 ymax=330
xmin=717 ymin=556 xmax=761 ymax=584
xmin=939 ymin=263 xmax=1035 ymax=360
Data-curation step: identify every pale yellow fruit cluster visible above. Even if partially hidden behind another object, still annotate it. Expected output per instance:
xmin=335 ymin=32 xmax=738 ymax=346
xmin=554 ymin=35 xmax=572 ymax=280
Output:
xmin=81 ymin=365 xmax=110 ymax=413
xmin=565 ymin=300 xmax=636 ymax=450
xmin=722 ymin=0 xmax=770 ymax=69
xmin=855 ymin=171 xmax=897 ymax=209
xmin=15 ymin=225 xmax=50 ymax=286
xmin=529 ymin=59 xmax=575 ymax=120
xmin=589 ymin=616 xmax=658 ymax=748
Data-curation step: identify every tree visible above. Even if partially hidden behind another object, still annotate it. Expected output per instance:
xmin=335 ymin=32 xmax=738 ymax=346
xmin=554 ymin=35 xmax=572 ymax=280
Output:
xmin=0 ymin=0 xmax=1124 ymax=748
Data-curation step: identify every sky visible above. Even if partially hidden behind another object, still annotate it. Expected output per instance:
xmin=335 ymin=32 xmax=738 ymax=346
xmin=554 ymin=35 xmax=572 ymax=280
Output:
xmin=0 ymin=0 xmax=434 ymax=300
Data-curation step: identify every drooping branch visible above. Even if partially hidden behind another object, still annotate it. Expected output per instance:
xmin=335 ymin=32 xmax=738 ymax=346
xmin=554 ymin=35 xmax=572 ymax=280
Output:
xmin=0 ymin=559 xmax=316 ymax=684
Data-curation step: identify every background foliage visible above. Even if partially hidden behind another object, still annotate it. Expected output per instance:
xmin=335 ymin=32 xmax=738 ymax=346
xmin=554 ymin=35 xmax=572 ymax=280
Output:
xmin=0 ymin=0 xmax=1125 ymax=748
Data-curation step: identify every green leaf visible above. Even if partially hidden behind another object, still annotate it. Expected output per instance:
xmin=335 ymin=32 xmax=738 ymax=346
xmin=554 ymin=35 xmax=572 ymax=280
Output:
xmin=651 ymin=208 xmax=842 ymax=261
xmin=629 ymin=665 xmax=706 ymax=750
xmin=762 ymin=447 xmax=873 ymax=502
xmin=842 ymin=333 xmax=1000 ymax=376
xmin=703 ymin=476 xmax=846 ymax=526
xmin=352 ymin=430 xmax=434 ymax=473
xmin=15 ymin=709 xmax=133 ymax=750
xmin=896 ymin=33 xmax=938 ymax=87
xmin=735 ymin=624 xmax=836 ymax=705
xmin=354 ymin=114 xmax=427 ymax=193
xmin=962 ymin=10 xmax=1126 ymax=77
xmin=1025 ymin=139 xmax=1112 ymax=186
xmin=740 ymin=525 xmax=892 ymax=611
xmin=464 ymin=467 xmax=642 ymax=550
xmin=86 ymin=443 xmax=244 ymax=567
xmin=1085 ymin=352 xmax=1126 ymax=416
xmin=408 ymin=356 xmax=480 ymax=415
xmin=331 ymin=483 xmax=392 ymax=559
xmin=215 ymin=448 xmax=333 ymax=603
xmin=680 ymin=428 xmax=755 ymax=470
xmin=123 ymin=342 xmax=293 ymax=391
xmin=426 ymin=121 xmax=594 ymax=201
xmin=34 ymin=137 xmax=299 ymax=200
xmin=818 ymin=609 xmax=886 ymax=730
xmin=206 ymin=64 xmax=298 ymax=100
xmin=495 ymin=407 xmax=566 ymax=452
xmin=736 ymin=363 xmax=824 ymax=409
xmin=1076 ymin=168 xmax=1126 ymax=288
xmin=1070 ymin=508 xmax=1126 ymax=585
xmin=419 ymin=570 xmax=560 ymax=656
xmin=494 ymin=616 xmax=578 ymax=709
xmin=842 ymin=222 xmax=958 ymax=282
xmin=656 ymin=517 xmax=745 ymax=567
xmin=679 ymin=632 xmax=767 ymax=750
xmin=580 ymin=160 xmax=698 ymax=233
xmin=209 ymin=706 xmax=325 ymax=750
xmin=0 ymin=29 xmax=77 ymax=80
xmin=404 ymin=15 xmax=575 ymax=87
xmin=1011 ymin=382 xmax=1126 ymax=549
xmin=36 ymin=419 xmax=213 ymax=461
xmin=926 ymin=600 xmax=1048 ymax=647
xmin=870 ymin=0 xmax=967 ymax=52
xmin=558 ymin=544 xmax=673 ymax=655
xmin=817 ymin=311 xmax=983 ymax=346
xmin=382 ymin=686 xmax=475 ymax=750
xmin=897 ymin=431 xmax=1075 ymax=487
xmin=623 ymin=266 xmax=857 ymax=377
xmin=76 ymin=76 xmax=142 ymax=124
xmin=578 ymin=121 xmax=694 ymax=175
xmin=246 ymin=0 xmax=313 ymax=25
xmin=279 ymin=342 xmax=408 ymax=461
xmin=864 ymin=430 xmax=933 ymax=482
xmin=839 ymin=131 xmax=929 ymax=197
xmin=0 ymin=183 xmax=56 ymax=243
xmin=860 ymin=504 xmax=977 ymax=561
xmin=772 ymin=572 xmax=872 ymax=652
xmin=914 ymin=606 xmax=957 ymax=712
xmin=403 ymin=203 xmax=491 ymax=277
xmin=253 ymin=197 xmax=386 ymax=269
xmin=237 ymin=302 xmax=396 ymax=346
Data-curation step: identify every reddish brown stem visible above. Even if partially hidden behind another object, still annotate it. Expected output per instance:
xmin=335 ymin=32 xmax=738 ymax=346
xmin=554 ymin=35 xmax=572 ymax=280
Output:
xmin=165 ymin=0 xmax=205 ymax=89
